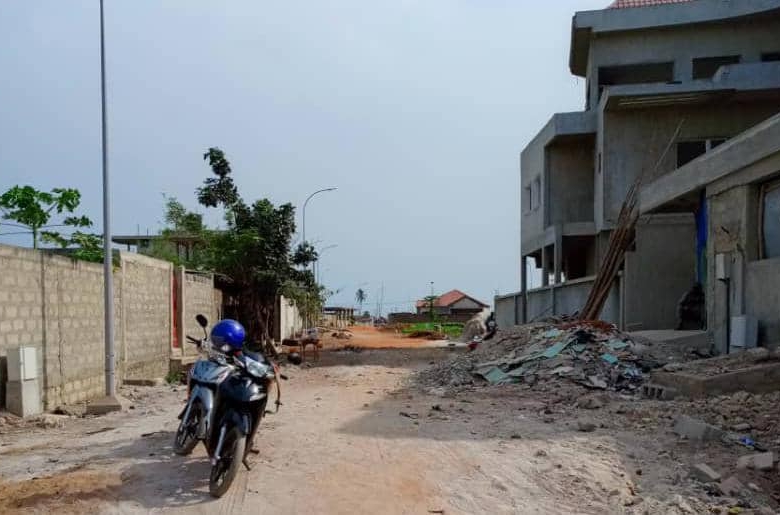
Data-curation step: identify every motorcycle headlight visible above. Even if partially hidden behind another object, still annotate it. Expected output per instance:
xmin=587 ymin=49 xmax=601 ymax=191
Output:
xmin=246 ymin=359 xmax=270 ymax=379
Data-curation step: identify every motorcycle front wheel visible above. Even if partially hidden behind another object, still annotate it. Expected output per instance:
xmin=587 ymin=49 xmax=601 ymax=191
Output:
xmin=209 ymin=427 xmax=246 ymax=498
xmin=173 ymin=403 xmax=200 ymax=456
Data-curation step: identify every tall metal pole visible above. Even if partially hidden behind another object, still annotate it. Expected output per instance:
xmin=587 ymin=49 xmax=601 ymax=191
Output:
xmin=301 ymin=187 xmax=337 ymax=246
xmin=100 ymin=0 xmax=115 ymax=398
xmin=316 ymin=244 xmax=338 ymax=286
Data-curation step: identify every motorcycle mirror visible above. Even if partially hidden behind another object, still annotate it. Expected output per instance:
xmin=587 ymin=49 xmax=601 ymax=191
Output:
xmin=195 ymin=314 xmax=208 ymax=328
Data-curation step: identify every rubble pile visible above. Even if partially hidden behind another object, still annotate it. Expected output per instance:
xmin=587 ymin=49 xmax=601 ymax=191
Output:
xmin=673 ymin=390 xmax=780 ymax=446
xmin=417 ymin=321 xmax=657 ymax=391
xmin=662 ymin=347 xmax=780 ymax=377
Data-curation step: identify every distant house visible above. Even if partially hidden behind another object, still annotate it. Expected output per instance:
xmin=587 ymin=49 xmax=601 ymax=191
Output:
xmin=112 ymin=234 xmax=204 ymax=262
xmin=416 ymin=290 xmax=489 ymax=316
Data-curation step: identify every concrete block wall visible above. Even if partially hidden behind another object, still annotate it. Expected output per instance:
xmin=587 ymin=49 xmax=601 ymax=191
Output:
xmin=40 ymin=253 xmax=121 ymax=408
xmin=0 ymin=244 xmax=176 ymax=410
xmin=524 ymin=277 xmax=621 ymax=326
xmin=182 ymin=271 xmax=218 ymax=358
xmin=275 ymin=295 xmax=302 ymax=342
xmin=623 ymin=215 xmax=697 ymax=331
xmin=0 ymin=245 xmax=46 ymax=407
xmin=495 ymin=293 xmax=524 ymax=329
xmin=121 ymin=253 xmax=172 ymax=379
xmin=708 ymin=182 xmax=780 ymax=351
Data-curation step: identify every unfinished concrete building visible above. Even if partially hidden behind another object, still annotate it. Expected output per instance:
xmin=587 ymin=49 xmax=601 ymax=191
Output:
xmin=500 ymin=0 xmax=780 ymax=334
xmin=641 ymin=111 xmax=780 ymax=353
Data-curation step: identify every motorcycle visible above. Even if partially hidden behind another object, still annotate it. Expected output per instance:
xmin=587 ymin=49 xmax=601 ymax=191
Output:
xmin=173 ymin=314 xmax=284 ymax=497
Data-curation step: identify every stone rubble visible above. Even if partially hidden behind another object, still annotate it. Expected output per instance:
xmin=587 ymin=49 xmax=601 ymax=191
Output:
xmin=415 ymin=321 xmax=665 ymax=392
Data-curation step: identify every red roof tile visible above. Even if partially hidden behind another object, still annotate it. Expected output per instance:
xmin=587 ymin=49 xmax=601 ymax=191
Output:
xmin=609 ymin=0 xmax=695 ymax=8
xmin=415 ymin=289 xmax=489 ymax=309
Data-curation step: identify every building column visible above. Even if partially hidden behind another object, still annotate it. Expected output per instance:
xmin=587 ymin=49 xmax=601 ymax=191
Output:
xmin=554 ymin=229 xmax=563 ymax=285
xmin=521 ymin=255 xmax=528 ymax=293
xmin=175 ymin=266 xmax=185 ymax=358
xmin=520 ymin=256 xmax=529 ymax=324
xmin=541 ymin=246 xmax=549 ymax=287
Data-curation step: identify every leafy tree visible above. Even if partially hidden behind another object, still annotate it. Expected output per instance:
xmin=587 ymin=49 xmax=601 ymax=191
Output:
xmin=146 ymin=196 xmax=208 ymax=268
xmin=67 ymin=231 xmax=105 ymax=263
xmin=193 ymin=148 xmax=320 ymax=349
xmin=148 ymin=148 xmax=323 ymax=348
xmin=423 ymin=295 xmax=439 ymax=324
xmin=0 ymin=185 xmax=92 ymax=249
xmin=163 ymin=195 xmax=204 ymax=234
xmin=355 ymin=288 xmax=367 ymax=313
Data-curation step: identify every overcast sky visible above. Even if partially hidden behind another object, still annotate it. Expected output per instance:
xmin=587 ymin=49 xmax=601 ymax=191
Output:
xmin=0 ymin=0 xmax=603 ymax=313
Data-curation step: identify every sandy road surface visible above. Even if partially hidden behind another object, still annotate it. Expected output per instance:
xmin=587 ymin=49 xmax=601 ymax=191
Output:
xmin=0 ymin=345 xmax=738 ymax=514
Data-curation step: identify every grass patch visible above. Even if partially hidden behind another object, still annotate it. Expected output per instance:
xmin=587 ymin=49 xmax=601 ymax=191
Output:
xmin=165 ymin=370 xmax=184 ymax=385
xmin=401 ymin=322 xmax=463 ymax=339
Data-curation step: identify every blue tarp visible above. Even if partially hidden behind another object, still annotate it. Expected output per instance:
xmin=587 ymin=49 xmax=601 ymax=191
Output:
xmin=695 ymin=190 xmax=708 ymax=286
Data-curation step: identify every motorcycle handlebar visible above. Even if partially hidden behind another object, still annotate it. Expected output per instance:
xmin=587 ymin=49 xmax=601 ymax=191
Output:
xmin=186 ymin=335 xmax=200 ymax=344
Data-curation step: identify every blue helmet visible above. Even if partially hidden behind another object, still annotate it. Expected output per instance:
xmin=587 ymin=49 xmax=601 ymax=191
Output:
xmin=210 ymin=319 xmax=246 ymax=351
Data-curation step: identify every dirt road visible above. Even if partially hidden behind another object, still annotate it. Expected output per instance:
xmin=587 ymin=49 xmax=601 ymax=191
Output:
xmin=320 ymin=324 xmax=449 ymax=350
xmin=2 ymin=345 xmax=770 ymax=514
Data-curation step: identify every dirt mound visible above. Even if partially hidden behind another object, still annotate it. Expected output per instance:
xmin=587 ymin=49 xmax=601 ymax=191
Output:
xmin=416 ymin=321 xmax=658 ymax=392
xmin=0 ymin=468 xmax=122 ymax=514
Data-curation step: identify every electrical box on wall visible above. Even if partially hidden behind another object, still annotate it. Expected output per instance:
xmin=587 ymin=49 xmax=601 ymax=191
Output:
xmin=7 ymin=346 xmax=38 ymax=382
xmin=5 ymin=346 xmax=42 ymax=417
xmin=716 ymin=253 xmax=730 ymax=280
xmin=731 ymin=315 xmax=758 ymax=352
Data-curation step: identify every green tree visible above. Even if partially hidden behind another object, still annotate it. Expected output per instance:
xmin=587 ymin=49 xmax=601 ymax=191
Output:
xmin=423 ymin=295 xmax=438 ymax=324
xmin=0 ymin=185 xmax=92 ymax=249
xmin=194 ymin=148 xmax=320 ymax=349
xmin=146 ymin=195 xmax=208 ymax=268
xmin=355 ymin=288 xmax=367 ymax=314
xmin=163 ymin=195 xmax=204 ymax=234
xmin=67 ymin=231 xmax=105 ymax=263
xmin=148 ymin=148 xmax=323 ymax=349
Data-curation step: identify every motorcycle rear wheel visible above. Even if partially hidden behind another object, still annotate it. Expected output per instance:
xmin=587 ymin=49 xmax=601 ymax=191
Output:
xmin=209 ymin=427 xmax=245 ymax=498
xmin=173 ymin=404 xmax=200 ymax=456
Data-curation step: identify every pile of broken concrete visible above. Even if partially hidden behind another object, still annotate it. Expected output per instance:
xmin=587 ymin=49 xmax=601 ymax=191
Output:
xmin=677 ymin=414 xmax=779 ymax=509
xmin=417 ymin=320 xmax=659 ymax=391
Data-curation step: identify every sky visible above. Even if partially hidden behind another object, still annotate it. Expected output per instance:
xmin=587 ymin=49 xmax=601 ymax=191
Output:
xmin=0 ymin=0 xmax=604 ymax=314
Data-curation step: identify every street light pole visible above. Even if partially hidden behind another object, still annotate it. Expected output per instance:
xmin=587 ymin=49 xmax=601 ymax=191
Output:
xmin=100 ymin=0 xmax=115 ymax=398
xmin=315 ymin=244 xmax=338 ymax=285
xmin=301 ymin=188 xmax=336 ymax=246
xmin=90 ymin=0 xmax=120 ymax=413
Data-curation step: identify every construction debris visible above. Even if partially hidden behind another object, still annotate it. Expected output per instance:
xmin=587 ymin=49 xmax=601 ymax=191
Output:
xmin=736 ymin=452 xmax=775 ymax=471
xmin=672 ymin=415 xmax=725 ymax=443
xmin=718 ymin=476 xmax=746 ymax=497
xmin=690 ymin=463 xmax=722 ymax=483
xmin=417 ymin=321 xmax=654 ymax=392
